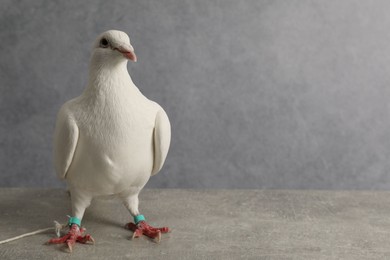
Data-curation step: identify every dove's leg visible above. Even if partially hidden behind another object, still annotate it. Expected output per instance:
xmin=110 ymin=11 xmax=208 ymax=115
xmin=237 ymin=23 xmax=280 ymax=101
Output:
xmin=70 ymin=188 xmax=93 ymax=220
xmin=120 ymin=191 xmax=169 ymax=242
xmin=47 ymin=189 xmax=94 ymax=252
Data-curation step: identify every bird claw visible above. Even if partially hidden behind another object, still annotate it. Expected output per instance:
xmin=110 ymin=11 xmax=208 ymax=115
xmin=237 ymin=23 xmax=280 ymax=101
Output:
xmin=125 ymin=221 xmax=168 ymax=242
xmin=77 ymin=234 xmax=95 ymax=244
xmin=47 ymin=224 xmax=94 ymax=252
xmin=155 ymin=231 xmax=161 ymax=243
xmin=67 ymin=241 xmax=73 ymax=253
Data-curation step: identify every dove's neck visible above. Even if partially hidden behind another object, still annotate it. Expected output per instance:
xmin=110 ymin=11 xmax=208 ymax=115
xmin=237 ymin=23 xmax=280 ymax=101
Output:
xmin=85 ymin=60 xmax=137 ymax=95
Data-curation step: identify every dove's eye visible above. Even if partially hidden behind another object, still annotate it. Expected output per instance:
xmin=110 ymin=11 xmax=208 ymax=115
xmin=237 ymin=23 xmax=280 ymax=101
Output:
xmin=100 ymin=38 xmax=109 ymax=48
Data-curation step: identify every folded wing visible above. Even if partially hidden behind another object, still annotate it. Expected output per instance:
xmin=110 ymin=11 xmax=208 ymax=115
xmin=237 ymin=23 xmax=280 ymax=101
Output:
xmin=53 ymin=105 xmax=79 ymax=179
xmin=151 ymin=109 xmax=171 ymax=176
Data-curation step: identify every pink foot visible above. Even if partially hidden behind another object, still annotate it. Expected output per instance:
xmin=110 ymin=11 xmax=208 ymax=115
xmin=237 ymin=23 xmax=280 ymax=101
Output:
xmin=125 ymin=221 xmax=169 ymax=242
xmin=47 ymin=224 xmax=94 ymax=252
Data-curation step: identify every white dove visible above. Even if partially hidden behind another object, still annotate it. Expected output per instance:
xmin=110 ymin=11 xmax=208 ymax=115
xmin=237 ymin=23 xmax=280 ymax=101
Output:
xmin=47 ymin=30 xmax=171 ymax=251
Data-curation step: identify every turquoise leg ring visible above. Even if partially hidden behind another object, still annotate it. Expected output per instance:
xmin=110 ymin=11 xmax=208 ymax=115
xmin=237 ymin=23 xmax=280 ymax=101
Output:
xmin=134 ymin=214 xmax=145 ymax=224
xmin=68 ymin=216 xmax=81 ymax=227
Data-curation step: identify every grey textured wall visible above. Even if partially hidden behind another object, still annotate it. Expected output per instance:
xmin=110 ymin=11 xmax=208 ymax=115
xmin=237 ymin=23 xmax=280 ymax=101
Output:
xmin=1 ymin=0 xmax=390 ymax=189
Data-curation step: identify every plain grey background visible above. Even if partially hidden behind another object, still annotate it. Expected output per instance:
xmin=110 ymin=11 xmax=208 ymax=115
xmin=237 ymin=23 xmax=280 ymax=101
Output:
xmin=1 ymin=0 xmax=390 ymax=189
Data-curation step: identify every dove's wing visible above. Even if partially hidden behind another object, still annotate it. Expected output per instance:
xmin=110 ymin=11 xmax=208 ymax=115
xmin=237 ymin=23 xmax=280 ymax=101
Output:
xmin=151 ymin=109 xmax=171 ymax=175
xmin=53 ymin=105 xmax=79 ymax=179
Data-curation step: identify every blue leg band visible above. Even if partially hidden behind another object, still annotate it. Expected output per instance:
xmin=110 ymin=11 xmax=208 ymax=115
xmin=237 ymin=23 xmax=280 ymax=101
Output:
xmin=68 ymin=216 xmax=81 ymax=227
xmin=134 ymin=214 xmax=145 ymax=224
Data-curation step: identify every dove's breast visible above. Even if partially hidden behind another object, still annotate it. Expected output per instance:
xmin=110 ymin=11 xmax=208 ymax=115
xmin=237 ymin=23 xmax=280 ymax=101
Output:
xmin=65 ymin=91 xmax=160 ymax=195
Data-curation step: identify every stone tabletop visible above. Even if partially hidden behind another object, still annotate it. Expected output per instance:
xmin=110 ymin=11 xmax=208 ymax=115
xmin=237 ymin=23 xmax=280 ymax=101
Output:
xmin=1 ymin=188 xmax=390 ymax=259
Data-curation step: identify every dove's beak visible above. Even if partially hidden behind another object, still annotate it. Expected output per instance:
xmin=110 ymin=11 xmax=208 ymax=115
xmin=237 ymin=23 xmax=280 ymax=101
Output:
xmin=115 ymin=45 xmax=137 ymax=62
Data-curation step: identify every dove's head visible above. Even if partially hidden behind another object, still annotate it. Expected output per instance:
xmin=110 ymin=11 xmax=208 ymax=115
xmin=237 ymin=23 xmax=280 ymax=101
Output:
xmin=91 ymin=30 xmax=137 ymax=66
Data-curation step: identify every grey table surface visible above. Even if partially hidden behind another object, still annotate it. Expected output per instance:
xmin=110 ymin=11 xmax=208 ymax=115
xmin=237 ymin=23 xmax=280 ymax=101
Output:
xmin=0 ymin=189 xmax=390 ymax=259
